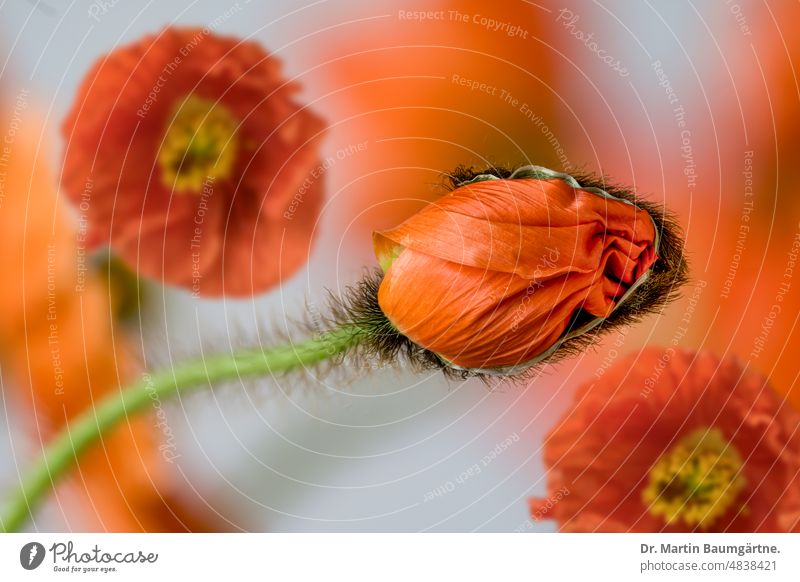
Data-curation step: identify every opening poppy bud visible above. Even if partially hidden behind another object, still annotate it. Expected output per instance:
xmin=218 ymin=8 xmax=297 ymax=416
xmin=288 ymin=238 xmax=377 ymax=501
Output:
xmin=368 ymin=166 xmax=687 ymax=376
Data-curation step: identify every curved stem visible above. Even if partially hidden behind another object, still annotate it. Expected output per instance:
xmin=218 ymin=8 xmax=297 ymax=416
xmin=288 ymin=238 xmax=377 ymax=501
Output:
xmin=1 ymin=324 xmax=362 ymax=532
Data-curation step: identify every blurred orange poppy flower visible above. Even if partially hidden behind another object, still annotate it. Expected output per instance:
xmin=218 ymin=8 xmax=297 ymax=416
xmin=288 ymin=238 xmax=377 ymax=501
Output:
xmin=299 ymin=0 xmax=564 ymax=251
xmin=374 ymin=168 xmax=658 ymax=372
xmin=530 ymin=349 xmax=800 ymax=532
xmin=62 ymin=27 xmax=325 ymax=296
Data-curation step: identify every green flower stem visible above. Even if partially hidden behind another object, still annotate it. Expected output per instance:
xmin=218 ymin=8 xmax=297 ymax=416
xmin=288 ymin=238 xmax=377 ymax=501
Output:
xmin=1 ymin=324 xmax=363 ymax=533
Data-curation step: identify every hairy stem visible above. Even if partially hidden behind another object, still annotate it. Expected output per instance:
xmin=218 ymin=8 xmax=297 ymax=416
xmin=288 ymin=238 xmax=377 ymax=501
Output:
xmin=1 ymin=324 xmax=363 ymax=532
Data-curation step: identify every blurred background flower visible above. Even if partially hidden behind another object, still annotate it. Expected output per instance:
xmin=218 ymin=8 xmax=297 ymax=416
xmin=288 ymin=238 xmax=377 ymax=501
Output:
xmin=1 ymin=0 xmax=799 ymax=532
xmin=62 ymin=27 xmax=326 ymax=297
xmin=530 ymin=349 xmax=800 ymax=532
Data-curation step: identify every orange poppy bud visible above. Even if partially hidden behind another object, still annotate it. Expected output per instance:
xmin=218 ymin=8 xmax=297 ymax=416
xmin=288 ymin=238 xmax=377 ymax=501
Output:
xmin=369 ymin=166 xmax=686 ymax=375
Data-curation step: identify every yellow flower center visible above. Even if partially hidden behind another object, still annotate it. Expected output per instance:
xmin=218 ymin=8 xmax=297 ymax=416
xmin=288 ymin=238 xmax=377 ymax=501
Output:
xmin=158 ymin=94 xmax=239 ymax=193
xmin=642 ymin=427 xmax=746 ymax=529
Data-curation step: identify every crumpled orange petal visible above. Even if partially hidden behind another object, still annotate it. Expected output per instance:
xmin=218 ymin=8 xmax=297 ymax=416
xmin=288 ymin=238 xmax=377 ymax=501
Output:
xmin=374 ymin=177 xmax=656 ymax=370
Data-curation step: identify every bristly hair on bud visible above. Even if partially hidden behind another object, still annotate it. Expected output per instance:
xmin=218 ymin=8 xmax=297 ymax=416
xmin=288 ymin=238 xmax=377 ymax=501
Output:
xmin=330 ymin=165 xmax=689 ymax=382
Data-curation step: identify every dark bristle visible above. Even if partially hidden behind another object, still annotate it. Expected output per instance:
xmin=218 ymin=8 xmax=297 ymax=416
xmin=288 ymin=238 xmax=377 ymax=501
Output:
xmin=445 ymin=164 xmax=515 ymax=186
xmin=326 ymin=270 xmax=479 ymax=381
